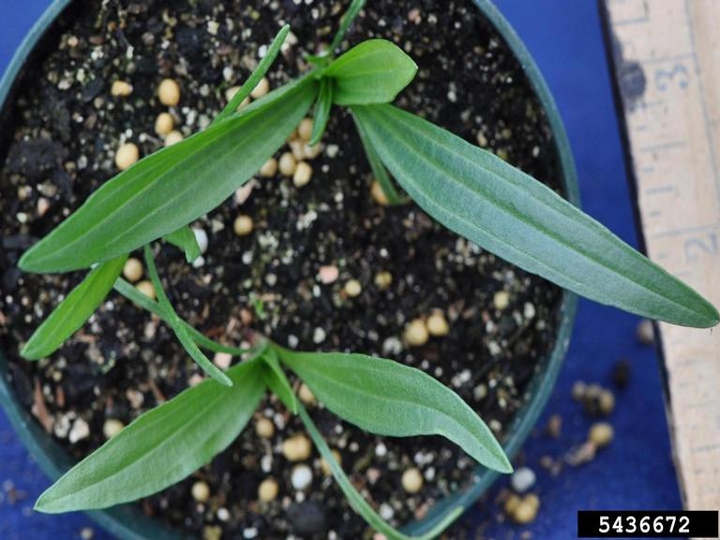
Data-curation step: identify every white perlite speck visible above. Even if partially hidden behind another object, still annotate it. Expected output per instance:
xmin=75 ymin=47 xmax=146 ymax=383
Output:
xmin=511 ymin=467 xmax=536 ymax=493
xmin=69 ymin=418 xmax=90 ymax=443
xmin=291 ymin=464 xmax=313 ymax=490
xmin=192 ymin=227 xmax=209 ymax=254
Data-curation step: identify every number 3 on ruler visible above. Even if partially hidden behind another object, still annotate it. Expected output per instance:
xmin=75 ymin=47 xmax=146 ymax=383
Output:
xmin=655 ymin=63 xmax=690 ymax=91
xmin=685 ymin=234 xmax=718 ymax=262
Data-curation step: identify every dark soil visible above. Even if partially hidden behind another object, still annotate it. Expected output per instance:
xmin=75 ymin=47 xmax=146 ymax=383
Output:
xmin=0 ymin=0 xmax=564 ymax=538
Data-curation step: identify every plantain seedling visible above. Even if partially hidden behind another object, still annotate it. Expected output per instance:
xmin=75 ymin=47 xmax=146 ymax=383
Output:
xmin=17 ymin=1 xmax=718 ymax=538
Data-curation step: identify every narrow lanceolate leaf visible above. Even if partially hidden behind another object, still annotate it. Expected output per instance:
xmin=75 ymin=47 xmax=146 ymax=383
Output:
xmin=310 ymin=77 xmax=334 ymax=146
xmin=35 ymin=357 xmax=265 ymax=513
xmin=21 ymin=255 xmax=127 ymax=360
xmin=143 ymin=245 xmax=232 ymax=387
xmin=261 ymin=351 xmax=298 ymax=414
xmin=20 ymin=76 xmax=319 ymax=273
xmin=278 ymin=348 xmax=511 ymax=473
xmin=354 ymin=115 xmax=406 ymax=205
xmin=164 ymin=226 xmax=201 ymax=263
xmin=325 ymin=40 xmax=417 ymax=106
xmin=213 ymin=25 xmax=290 ymax=125
xmin=298 ymin=404 xmax=462 ymax=540
xmin=353 ymin=105 xmax=720 ymax=328
xmin=329 ymin=0 xmax=366 ymax=52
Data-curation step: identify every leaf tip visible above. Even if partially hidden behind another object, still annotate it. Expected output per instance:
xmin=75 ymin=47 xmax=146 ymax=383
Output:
xmin=19 ymin=342 xmax=41 ymax=361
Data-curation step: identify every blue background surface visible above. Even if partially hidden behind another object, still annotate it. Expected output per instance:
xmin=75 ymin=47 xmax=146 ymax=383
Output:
xmin=0 ymin=1 xmax=684 ymax=538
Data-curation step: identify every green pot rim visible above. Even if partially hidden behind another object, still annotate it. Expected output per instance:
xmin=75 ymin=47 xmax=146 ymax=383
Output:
xmin=0 ymin=0 xmax=578 ymax=537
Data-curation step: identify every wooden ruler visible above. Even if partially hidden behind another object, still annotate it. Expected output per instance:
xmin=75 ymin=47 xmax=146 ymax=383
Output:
xmin=601 ymin=0 xmax=720 ymax=516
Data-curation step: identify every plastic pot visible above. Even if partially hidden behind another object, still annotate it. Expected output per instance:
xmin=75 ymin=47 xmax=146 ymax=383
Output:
xmin=0 ymin=1 xmax=578 ymax=537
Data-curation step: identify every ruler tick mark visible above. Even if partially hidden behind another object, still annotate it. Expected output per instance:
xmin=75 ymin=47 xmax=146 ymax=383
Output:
xmin=639 ymin=140 xmax=687 ymax=153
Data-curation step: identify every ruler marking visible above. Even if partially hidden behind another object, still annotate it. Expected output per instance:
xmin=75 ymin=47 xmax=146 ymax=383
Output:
xmin=638 ymin=140 xmax=686 ymax=153
xmin=645 ymin=185 xmax=676 ymax=195
xmin=637 ymin=52 xmax=695 ymax=65
xmin=614 ymin=16 xmax=649 ymax=27
xmin=649 ymin=223 xmax=720 ymax=240
xmin=683 ymin=0 xmax=720 ymax=207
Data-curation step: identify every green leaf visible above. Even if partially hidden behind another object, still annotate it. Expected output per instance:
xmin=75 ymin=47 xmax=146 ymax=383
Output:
xmin=354 ymin=114 xmax=406 ymax=205
xmin=143 ymin=245 xmax=232 ymax=387
xmin=277 ymin=348 xmax=511 ymax=473
xmin=20 ymin=76 xmax=319 ymax=273
xmin=164 ymin=226 xmax=201 ymax=263
xmin=297 ymin=404 xmax=462 ymax=540
xmin=114 ymin=278 xmax=251 ymax=357
xmin=353 ymin=104 xmax=720 ymax=328
xmin=35 ymin=357 xmax=265 ymax=513
xmin=309 ymin=77 xmax=334 ymax=146
xmin=21 ymin=255 xmax=127 ymax=360
xmin=214 ymin=25 xmax=290 ymax=125
xmin=261 ymin=350 xmax=298 ymax=414
xmin=325 ymin=40 xmax=417 ymax=106
xmin=329 ymin=0 xmax=366 ymax=52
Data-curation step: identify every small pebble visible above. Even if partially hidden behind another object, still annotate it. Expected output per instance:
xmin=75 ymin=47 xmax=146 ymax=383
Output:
xmin=370 ymin=180 xmax=389 ymax=206
xmin=191 ymin=480 xmax=210 ymax=503
xmin=512 ymin=495 xmax=540 ymax=524
xmin=303 ymin=143 xmax=322 ymax=159
xmin=122 ymin=258 xmax=144 ymax=283
xmin=135 ymin=280 xmax=156 ymax=300
xmin=571 ymin=381 xmax=586 ymax=401
xmin=287 ymin=501 xmax=326 ymax=536
xmin=401 ymin=467 xmax=423 ymax=494
xmin=68 ymin=418 xmax=90 ymax=443
xmin=155 ymin=112 xmax=175 ymax=136
xmin=203 ymin=526 xmax=222 ymax=540
xmin=282 ymin=434 xmax=312 ymax=461
xmin=255 ymin=417 xmax=275 ymax=439
xmin=293 ymin=161 xmax=313 ymax=188
xmin=278 ymin=152 xmax=297 ymax=177
xmin=612 ymin=359 xmax=631 ymax=390
xmin=504 ymin=493 xmax=521 ymax=516
xmin=110 ymin=80 xmax=133 ymax=97
xmin=250 ymin=77 xmax=270 ymax=99
xmin=546 ymin=414 xmax=562 ymax=438
xmin=102 ymin=418 xmax=124 ymax=439
xmin=426 ymin=311 xmax=449 ymax=337
xmin=318 ymin=265 xmax=339 ymax=285
xmin=213 ymin=352 xmax=232 ymax=369
xmin=80 ymin=528 xmax=94 ymax=540
xmin=344 ymin=279 xmax=362 ymax=298
xmin=298 ymin=383 xmax=316 ymax=405
xmin=158 ymin=78 xmax=181 ymax=106
xmin=290 ymin=464 xmax=313 ymax=490
xmin=164 ymin=130 xmax=184 ymax=147
xmin=493 ymin=290 xmax=510 ymax=310
xmin=115 ymin=142 xmax=139 ymax=170
xmin=374 ymin=271 xmax=393 ymax=290
xmin=193 ymin=228 xmax=209 ymax=254
xmin=636 ymin=319 xmax=654 ymax=345
xmin=589 ymin=422 xmax=614 ymax=447
xmin=258 ymin=478 xmax=279 ymax=502
xmin=404 ymin=319 xmax=429 ymax=347
xmin=598 ymin=390 xmax=615 ymax=415
xmin=259 ymin=158 xmax=278 ymax=178
xmin=233 ymin=215 xmax=254 ymax=236
xmin=510 ymin=467 xmax=536 ymax=494
xmin=298 ymin=118 xmax=314 ymax=142
xmin=216 ymin=508 xmax=230 ymax=522
xmin=566 ymin=441 xmax=597 ymax=466
xmin=320 ymin=449 xmax=342 ymax=476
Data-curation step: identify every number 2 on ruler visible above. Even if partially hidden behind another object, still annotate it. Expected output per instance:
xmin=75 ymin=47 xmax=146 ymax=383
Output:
xmin=685 ymin=234 xmax=718 ymax=262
